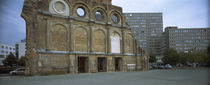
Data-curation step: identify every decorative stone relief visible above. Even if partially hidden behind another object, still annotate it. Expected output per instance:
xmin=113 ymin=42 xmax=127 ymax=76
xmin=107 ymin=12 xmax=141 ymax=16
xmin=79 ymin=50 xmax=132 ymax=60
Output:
xmin=49 ymin=0 xmax=70 ymax=16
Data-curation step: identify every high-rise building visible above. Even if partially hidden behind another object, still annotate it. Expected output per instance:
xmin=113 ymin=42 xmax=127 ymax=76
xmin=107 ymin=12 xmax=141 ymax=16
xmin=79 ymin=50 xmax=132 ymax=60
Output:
xmin=0 ymin=43 xmax=16 ymax=65
xmin=164 ymin=27 xmax=210 ymax=53
xmin=124 ymin=13 xmax=163 ymax=56
xmin=15 ymin=39 xmax=26 ymax=59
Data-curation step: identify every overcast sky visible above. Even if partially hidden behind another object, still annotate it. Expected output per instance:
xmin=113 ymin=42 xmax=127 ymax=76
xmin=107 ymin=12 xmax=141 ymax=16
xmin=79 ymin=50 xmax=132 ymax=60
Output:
xmin=112 ymin=0 xmax=209 ymax=28
xmin=0 ymin=0 xmax=209 ymax=45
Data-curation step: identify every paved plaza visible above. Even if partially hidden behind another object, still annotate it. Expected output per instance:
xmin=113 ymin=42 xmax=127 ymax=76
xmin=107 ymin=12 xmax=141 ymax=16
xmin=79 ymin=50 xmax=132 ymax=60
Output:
xmin=0 ymin=68 xmax=209 ymax=85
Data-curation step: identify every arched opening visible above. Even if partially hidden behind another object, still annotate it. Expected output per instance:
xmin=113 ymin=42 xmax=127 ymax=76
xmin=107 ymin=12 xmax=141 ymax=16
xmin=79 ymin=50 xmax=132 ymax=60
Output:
xmin=74 ymin=28 xmax=88 ymax=52
xmin=111 ymin=32 xmax=120 ymax=53
xmin=49 ymin=24 xmax=67 ymax=51
xmin=125 ymin=34 xmax=134 ymax=53
xmin=93 ymin=29 xmax=106 ymax=52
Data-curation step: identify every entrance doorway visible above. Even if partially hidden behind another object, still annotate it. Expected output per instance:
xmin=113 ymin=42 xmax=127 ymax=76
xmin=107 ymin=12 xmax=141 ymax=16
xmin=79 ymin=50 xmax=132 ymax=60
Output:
xmin=115 ymin=57 xmax=122 ymax=71
xmin=98 ymin=57 xmax=107 ymax=72
xmin=78 ymin=57 xmax=88 ymax=73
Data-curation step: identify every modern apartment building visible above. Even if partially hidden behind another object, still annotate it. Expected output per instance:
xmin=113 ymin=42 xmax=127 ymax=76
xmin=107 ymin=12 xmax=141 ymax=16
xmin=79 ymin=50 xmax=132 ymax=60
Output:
xmin=164 ymin=27 xmax=210 ymax=53
xmin=15 ymin=39 xmax=26 ymax=59
xmin=0 ymin=43 xmax=16 ymax=65
xmin=124 ymin=13 xmax=163 ymax=56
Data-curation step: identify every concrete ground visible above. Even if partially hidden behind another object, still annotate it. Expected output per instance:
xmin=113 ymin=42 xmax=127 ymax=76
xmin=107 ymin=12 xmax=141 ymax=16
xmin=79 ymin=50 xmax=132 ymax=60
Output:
xmin=0 ymin=68 xmax=209 ymax=85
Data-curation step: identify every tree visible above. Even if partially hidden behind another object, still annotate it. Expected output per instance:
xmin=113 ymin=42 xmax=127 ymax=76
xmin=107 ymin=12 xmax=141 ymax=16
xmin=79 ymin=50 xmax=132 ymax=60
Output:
xmin=18 ymin=56 xmax=27 ymax=66
xmin=162 ymin=48 xmax=179 ymax=65
xmin=186 ymin=50 xmax=208 ymax=63
xmin=2 ymin=52 xmax=17 ymax=67
xmin=178 ymin=52 xmax=188 ymax=64
xmin=149 ymin=54 xmax=157 ymax=63
xmin=206 ymin=46 xmax=210 ymax=66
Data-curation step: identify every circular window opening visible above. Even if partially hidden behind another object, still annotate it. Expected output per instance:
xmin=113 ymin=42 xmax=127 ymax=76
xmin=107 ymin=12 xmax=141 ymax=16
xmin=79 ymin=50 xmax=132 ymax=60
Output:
xmin=95 ymin=10 xmax=104 ymax=21
xmin=53 ymin=1 xmax=66 ymax=13
xmin=77 ymin=7 xmax=85 ymax=17
xmin=111 ymin=14 xmax=120 ymax=24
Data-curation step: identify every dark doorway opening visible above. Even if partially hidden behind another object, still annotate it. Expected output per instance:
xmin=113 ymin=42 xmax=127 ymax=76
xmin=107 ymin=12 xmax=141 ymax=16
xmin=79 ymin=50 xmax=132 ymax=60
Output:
xmin=115 ymin=57 xmax=122 ymax=71
xmin=78 ymin=57 xmax=89 ymax=73
xmin=98 ymin=57 xmax=107 ymax=72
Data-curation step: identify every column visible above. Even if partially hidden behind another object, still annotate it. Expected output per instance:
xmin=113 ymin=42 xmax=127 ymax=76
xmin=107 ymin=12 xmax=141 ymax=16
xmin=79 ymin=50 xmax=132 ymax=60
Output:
xmin=88 ymin=23 xmax=93 ymax=53
xmin=69 ymin=20 xmax=74 ymax=52
xmin=69 ymin=55 xmax=77 ymax=74
xmin=121 ymin=29 xmax=125 ymax=54
xmin=106 ymin=26 xmax=111 ymax=53
xmin=89 ymin=56 xmax=97 ymax=73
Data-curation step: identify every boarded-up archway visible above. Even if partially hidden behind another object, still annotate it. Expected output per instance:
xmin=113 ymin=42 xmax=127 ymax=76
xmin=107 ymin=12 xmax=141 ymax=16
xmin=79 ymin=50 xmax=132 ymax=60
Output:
xmin=93 ymin=29 xmax=106 ymax=52
xmin=74 ymin=27 xmax=88 ymax=52
xmin=49 ymin=24 xmax=67 ymax=51
xmin=125 ymin=33 xmax=134 ymax=53
xmin=111 ymin=32 xmax=120 ymax=53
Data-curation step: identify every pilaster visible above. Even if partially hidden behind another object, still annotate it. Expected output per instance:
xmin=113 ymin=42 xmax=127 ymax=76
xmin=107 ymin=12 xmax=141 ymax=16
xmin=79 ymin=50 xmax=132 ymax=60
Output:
xmin=106 ymin=26 xmax=111 ymax=53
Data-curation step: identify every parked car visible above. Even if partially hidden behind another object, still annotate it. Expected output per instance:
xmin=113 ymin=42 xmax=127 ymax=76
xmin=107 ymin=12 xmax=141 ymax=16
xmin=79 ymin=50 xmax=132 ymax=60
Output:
xmin=165 ymin=64 xmax=172 ymax=69
xmin=149 ymin=65 xmax=153 ymax=69
xmin=152 ymin=64 xmax=158 ymax=69
xmin=157 ymin=65 xmax=165 ymax=69
xmin=9 ymin=68 xmax=26 ymax=75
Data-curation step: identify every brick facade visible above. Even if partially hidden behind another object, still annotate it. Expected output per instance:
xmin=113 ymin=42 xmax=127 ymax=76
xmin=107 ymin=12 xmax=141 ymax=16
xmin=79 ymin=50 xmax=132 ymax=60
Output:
xmin=21 ymin=0 xmax=149 ymax=75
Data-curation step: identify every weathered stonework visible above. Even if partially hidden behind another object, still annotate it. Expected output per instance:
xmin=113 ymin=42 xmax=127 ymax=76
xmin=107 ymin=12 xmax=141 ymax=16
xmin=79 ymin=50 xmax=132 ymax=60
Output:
xmin=22 ymin=0 xmax=149 ymax=76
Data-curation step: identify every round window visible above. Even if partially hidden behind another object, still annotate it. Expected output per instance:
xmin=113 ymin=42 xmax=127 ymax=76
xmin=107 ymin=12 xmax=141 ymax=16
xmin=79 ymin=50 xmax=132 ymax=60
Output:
xmin=53 ymin=1 xmax=66 ymax=13
xmin=95 ymin=10 xmax=104 ymax=21
xmin=77 ymin=7 xmax=85 ymax=17
xmin=111 ymin=14 xmax=119 ymax=24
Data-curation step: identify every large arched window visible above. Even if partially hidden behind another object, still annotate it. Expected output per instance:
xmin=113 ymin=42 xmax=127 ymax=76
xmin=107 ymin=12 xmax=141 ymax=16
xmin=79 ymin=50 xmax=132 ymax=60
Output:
xmin=111 ymin=32 xmax=120 ymax=53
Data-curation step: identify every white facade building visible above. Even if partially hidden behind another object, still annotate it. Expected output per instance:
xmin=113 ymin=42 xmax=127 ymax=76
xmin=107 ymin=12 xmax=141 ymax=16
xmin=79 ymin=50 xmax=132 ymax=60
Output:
xmin=15 ymin=40 xmax=26 ymax=59
xmin=0 ymin=43 xmax=16 ymax=65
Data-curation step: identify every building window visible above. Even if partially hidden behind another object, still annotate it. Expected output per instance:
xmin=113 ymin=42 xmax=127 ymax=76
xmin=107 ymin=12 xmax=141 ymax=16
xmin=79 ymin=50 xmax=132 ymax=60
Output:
xmin=0 ymin=55 xmax=4 ymax=58
xmin=1 ymin=50 xmax=4 ymax=53
xmin=95 ymin=10 xmax=104 ymax=21
xmin=1 ymin=46 xmax=4 ymax=48
xmin=76 ymin=7 xmax=86 ymax=17
xmin=111 ymin=13 xmax=120 ymax=24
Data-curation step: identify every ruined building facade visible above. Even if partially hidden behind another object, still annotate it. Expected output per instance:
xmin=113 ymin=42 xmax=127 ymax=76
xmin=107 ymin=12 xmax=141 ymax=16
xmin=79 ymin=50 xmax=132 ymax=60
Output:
xmin=21 ymin=0 xmax=149 ymax=75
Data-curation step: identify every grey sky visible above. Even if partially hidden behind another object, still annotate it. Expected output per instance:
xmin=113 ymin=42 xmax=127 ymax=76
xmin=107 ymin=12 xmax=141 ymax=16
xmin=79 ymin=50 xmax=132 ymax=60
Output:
xmin=113 ymin=0 xmax=209 ymax=28
xmin=0 ymin=0 xmax=209 ymax=45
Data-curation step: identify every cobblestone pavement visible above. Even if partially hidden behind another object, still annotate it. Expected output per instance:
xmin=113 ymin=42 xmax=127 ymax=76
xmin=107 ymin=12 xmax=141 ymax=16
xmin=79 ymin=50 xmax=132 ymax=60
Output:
xmin=0 ymin=68 xmax=209 ymax=85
